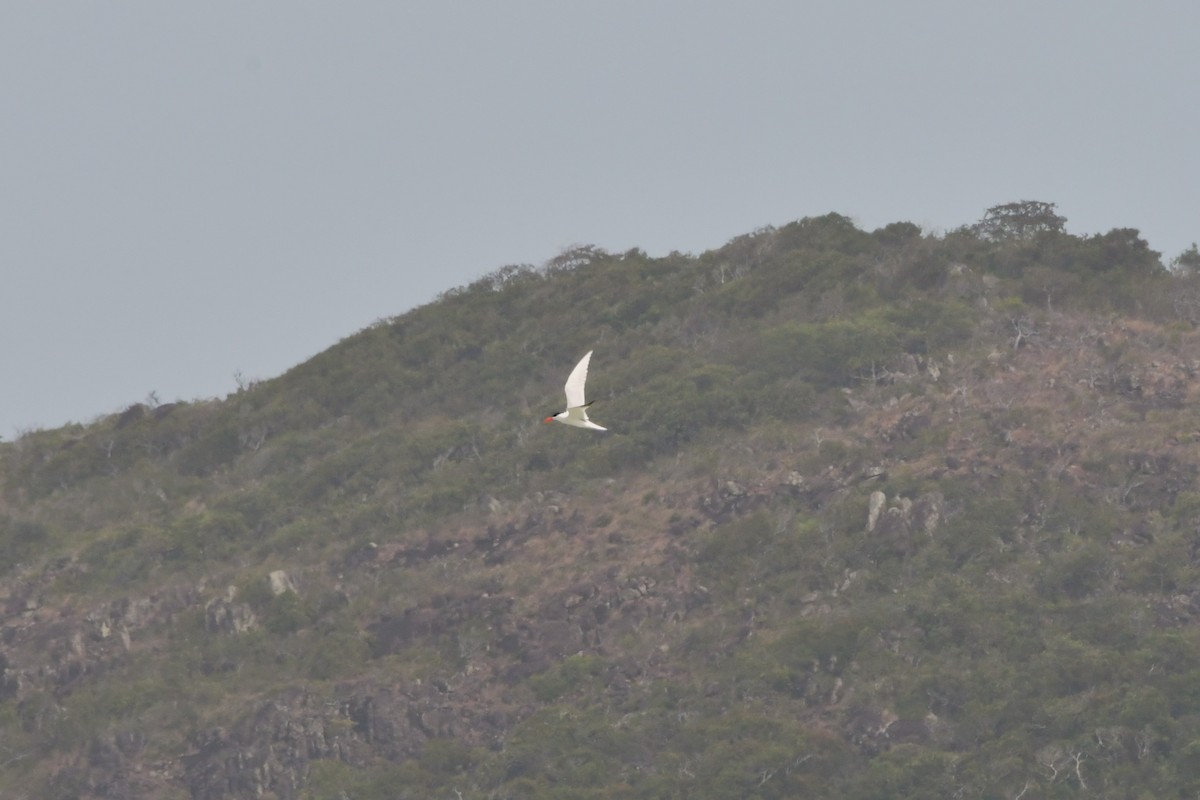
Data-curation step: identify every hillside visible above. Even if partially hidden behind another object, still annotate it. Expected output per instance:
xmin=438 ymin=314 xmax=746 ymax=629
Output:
xmin=4 ymin=204 xmax=1200 ymax=799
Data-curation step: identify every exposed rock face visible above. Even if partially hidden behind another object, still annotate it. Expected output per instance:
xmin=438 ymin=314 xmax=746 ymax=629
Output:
xmin=912 ymin=491 xmax=945 ymax=535
xmin=698 ymin=478 xmax=778 ymax=522
xmin=205 ymin=591 xmax=258 ymax=635
xmin=867 ymin=491 xmax=943 ymax=536
xmin=0 ymin=467 xmax=920 ymax=797
xmin=866 ymin=490 xmax=946 ymax=557
xmin=269 ymin=570 xmax=297 ymax=596
xmin=779 ymin=471 xmax=806 ymax=493
xmin=182 ymin=689 xmax=361 ymax=800
xmin=867 ymin=491 xmax=886 ymax=531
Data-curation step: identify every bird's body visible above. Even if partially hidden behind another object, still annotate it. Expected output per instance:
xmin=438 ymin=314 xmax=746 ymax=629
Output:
xmin=545 ymin=350 xmax=607 ymax=431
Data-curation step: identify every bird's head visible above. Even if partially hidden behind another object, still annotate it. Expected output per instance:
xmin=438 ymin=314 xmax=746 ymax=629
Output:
xmin=544 ymin=412 xmax=560 ymax=424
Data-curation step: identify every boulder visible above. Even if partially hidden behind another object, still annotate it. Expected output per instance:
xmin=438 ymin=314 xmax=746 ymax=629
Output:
xmin=269 ymin=570 xmax=297 ymax=596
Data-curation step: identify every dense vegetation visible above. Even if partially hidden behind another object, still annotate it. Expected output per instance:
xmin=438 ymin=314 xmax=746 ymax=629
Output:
xmin=3 ymin=202 xmax=1200 ymax=798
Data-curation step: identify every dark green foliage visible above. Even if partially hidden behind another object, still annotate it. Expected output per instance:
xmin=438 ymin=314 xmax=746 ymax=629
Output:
xmin=612 ymin=364 xmax=753 ymax=453
xmin=490 ymin=707 xmax=637 ymax=790
xmin=972 ymin=200 xmax=1067 ymax=241
xmin=849 ymin=744 xmax=956 ymax=800
xmin=1036 ymin=539 xmax=1112 ymax=600
xmin=529 ymin=654 xmax=608 ymax=702
xmin=937 ymin=494 xmax=1020 ymax=567
xmin=302 ymin=759 xmax=434 ymax=800
xmin=74 ymin=526 xmax=159 ymax=588
xmin=1077 ymin=227 xmax=1163 ymax=276
xmin=884 ymin=299 xmax=975 ymax=354
xmin=175 ymin=422 xmax=241 ymax=476
xmin=262 ymin=590 xmax=306 ymax=635
xmin=697 ymin=513 xmax=775 ymax=595
xmin=163 ymin=509 xmax=250 ymax=563
xmin=872 ymin=221 xmax=923 ymax=245
xmin=0 ymin=516 xmax=47 ymax=571
xmin=951 ymin=202 xmax=1167 ymax=313
xmin=1172 ymin=243 xmax=1200 ymax=274
xmin=776 ymin=212 xmax=875 ymax=255
xmin=758 ymin=315 xmax=899 ymax=387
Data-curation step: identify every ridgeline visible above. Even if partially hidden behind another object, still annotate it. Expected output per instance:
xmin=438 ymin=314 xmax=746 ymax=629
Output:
xmin=4 ymin=203 xmax=1200 ymax=798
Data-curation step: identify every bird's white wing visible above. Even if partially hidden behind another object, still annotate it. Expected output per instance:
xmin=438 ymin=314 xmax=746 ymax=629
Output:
xmin=559 ymin=405 xmax=606 ymax=431
xmin=564 ymin=350 xmax=592 ymax=409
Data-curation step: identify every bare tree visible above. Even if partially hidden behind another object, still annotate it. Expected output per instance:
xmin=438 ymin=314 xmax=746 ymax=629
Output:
xmin=1069 ymin=749 xmax=1088 ymax=790
xmin=1011 ymin=317 xmax=1038 ymax=349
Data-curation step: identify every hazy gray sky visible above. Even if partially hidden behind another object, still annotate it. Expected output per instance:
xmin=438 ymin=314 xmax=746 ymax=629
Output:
xmin=4 ymin=2 xmax=1198 ymax=438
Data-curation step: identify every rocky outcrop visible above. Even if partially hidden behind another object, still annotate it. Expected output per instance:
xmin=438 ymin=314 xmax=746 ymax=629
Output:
xmin=866 ymin=491 xmax=945 ymax=556
xmin=867 ymin=490 xmax=887 ymax=531
xmin=183 ymin=689 xmax=361 ymax=800
xmin=205 ymin=589 xmax=258 ymax=635
xmin=269 ymin=570 xmax=297 ymax=596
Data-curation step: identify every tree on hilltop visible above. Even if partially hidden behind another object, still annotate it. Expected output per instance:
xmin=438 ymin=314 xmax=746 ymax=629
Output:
xmin=972 ymin=200 xmax=1066 ymax=242
xmin=1171 ymin=243 xmax=1200 ymax=275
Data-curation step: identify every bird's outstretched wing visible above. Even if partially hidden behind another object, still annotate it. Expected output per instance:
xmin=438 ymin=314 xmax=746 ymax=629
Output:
xmin=564 ymin=350 xmax=592 ymax=409
xmin=560 ymin=405 xmax=606 ymax=431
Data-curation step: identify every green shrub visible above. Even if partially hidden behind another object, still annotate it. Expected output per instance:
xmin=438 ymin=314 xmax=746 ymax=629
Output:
xmin=162 ymin=510 xmax=250 ymax=563
xmin=175 ymin=423 xmax=241 ymax=476
xmin=76 ymin=526 xmax=158 ymax=588
xmin=263 ymin=590 xmax=306 ymax=635
xmin=757 ymin=314 xmax=902 ymax=387
xmin=302 ymin=759 xmax=433 ymax=800
xmin=0 ymin=516 xmax=48 ymax=571
xmin=529 ymin=655 xmax=607 ymax=702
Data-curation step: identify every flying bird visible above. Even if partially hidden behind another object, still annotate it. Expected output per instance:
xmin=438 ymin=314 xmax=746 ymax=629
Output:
xmin=544 ymin=350 xmax=607 ymax=431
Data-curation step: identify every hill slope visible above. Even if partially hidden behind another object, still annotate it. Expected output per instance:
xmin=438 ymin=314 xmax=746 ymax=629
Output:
xmin=4 ymin=206 xmax=1200 ymax=798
